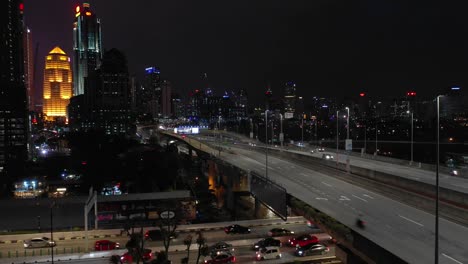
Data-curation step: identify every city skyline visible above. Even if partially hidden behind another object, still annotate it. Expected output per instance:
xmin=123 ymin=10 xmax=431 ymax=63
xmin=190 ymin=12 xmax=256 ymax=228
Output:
xmin=24 ymin=0 xmax=468 ymax=106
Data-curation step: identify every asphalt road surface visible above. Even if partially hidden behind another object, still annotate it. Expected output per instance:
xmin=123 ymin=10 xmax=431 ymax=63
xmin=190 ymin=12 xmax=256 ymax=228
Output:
xmin=202 ymin=142 xmax=468 ymax=264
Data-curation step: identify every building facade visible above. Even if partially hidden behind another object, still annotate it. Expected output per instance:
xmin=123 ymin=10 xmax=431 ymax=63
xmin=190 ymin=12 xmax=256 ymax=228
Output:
xmin=43 ymin=47 xmax=72 ymax=121
xmin=284 ymin=81 xmax=296 ymax=119
xmin=23 ymin=26 xmax=34 ymax=111
xmin=0 ymin=0 xmax=28 ymax=184
xmin=73 ymin=2 xmax=102 ymax=96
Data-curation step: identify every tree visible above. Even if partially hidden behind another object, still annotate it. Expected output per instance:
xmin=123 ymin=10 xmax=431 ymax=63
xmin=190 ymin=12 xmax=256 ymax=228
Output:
xmin=157 ymin=215 xmax=178 ymax=260
xmin=125 ymin=227 xmax=145 ymax=264
xmin=182 ymin=234 xmax=193 ymax=264
xmin=196 ymin=231 xmax=207 ymax=264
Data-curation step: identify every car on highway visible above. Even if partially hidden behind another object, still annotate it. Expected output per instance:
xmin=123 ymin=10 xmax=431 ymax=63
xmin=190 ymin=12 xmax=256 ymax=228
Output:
xmin=144 ymin=229 xmax=178 ymax=241
xmin=120 ymin=248 xmax=153 ymax=263
xmin=317 ymin=147 xmax=325 ymax=152
xmin=295 ymin=243 xmax=329 ymax=256
xmin=253 ymin=237 xmax=281 ymax=249
xmin=204 ymin=252 xmax=236 ymax=264
xmin=267 ymin=228 xmax=294 ymax=237
xmin=224 ymin=224 xmax=251 ymax=234
xmin=23 ymin=237 xmax=56 ymax=248
xmin=94 ymin=240 xmax=120 ymax=251
xmin=210 ymin=241 xmax=234 ymax=255
xmin=288 ymin=234 xmax=318 ymax=247
xmin=322 ymin=153 xmax=334 ymax=160
xmin=256 ymin=246 xmax=281 ymax=260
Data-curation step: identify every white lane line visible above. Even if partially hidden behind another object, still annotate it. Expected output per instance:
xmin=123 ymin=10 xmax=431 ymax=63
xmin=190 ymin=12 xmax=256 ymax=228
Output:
xmin=321 ymin=181 xmax=332 ymax=187
xmin=363 ymin=194 xmax=375 ymax=199
xmin=300 ymin=173 xmax=309 ymax=177
xmin=339 ymin=196 xmax=350 ymax=201
xmin=398 ymin=215 xmax=424 ymax=227
xmin=352 ymin=195 xmax=368 ymax=203
xmin=442 ymin=253 xmax=463 ymax=264
xmin=315 ymin=197 xmax=328 ymax=201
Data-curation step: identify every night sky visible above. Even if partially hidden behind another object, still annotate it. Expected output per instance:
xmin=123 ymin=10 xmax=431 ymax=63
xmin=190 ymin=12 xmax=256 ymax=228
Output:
xmin=25 ymin=0 xmax=468 ymax=105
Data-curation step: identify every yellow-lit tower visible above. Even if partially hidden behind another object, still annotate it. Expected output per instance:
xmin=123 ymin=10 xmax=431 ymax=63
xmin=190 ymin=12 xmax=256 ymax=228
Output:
xmin=43 ymin=46 xmax=72 ymax=121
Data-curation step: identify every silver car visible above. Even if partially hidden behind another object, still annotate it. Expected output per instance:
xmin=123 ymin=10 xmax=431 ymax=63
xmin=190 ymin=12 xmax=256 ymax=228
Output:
xmin=24 ymin=237 xmax=56 ymax=248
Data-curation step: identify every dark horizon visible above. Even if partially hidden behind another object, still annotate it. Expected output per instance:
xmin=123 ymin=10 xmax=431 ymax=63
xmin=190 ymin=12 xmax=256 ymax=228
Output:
xmin=25 ymin=0 xmax=468 ymax=106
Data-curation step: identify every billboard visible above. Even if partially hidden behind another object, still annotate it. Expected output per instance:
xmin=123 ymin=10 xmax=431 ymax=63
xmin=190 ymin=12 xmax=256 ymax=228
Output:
xmin=250 ymin=171 xmax=287 ymax=220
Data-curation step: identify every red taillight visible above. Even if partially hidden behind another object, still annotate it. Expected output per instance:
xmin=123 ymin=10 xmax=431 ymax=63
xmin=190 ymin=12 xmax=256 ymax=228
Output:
xmin=232 ymin=256 xmax=236 ymax=262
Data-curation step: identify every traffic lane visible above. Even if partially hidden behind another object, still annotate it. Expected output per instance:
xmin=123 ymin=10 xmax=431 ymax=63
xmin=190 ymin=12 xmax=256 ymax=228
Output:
xmin=237 ymin=146 xmax=468 ymax=264
xmin=223 ymin=146 xmax=468 ymax=264
xmin=0 ymin=224 xmax=312 ymax=255
xmin=301 ymin=149 xmax=468 ymax=194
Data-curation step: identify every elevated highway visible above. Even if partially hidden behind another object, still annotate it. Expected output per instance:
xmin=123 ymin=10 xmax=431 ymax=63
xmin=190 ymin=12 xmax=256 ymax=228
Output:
xmin=172 ymin=132 xmax=468 ymax=264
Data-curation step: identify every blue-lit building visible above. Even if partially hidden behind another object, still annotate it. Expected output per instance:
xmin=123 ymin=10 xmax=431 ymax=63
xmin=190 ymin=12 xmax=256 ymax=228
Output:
xmin=137 ymin=66 xmax=161 ymax=119
xmin=73 ymin=2 xmax=103 ymax=96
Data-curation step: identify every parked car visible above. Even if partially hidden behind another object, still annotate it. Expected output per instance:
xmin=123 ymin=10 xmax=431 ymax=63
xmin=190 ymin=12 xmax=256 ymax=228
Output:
xmin=94 ymin=240 xmax=120 ymax=251
xmin=224 ymin=224 xmax=250 ymax=234
xmin=120 ymin=248 xmax=153 ymax=263
xmin=23 ymin=237 xmax=56 ymax=248
xmin=288 ymin=234 xmax=318 ymax=247
xmin=267 ymin=228 xmax=294 ymax=237
xmin=256 ymin=246 xmax=281 ymax=260
xmin=295 ymin=243 xmax=329 ymax=256
xmin=144 ymin=229 xmax=177 ymax=241
xmin=253 ymin=237 xmax=281 ymax=249
xmin=210 ymin=242 xmax=234 ymax=255
xmin=204 ymin=252 xmax=236 ymax=264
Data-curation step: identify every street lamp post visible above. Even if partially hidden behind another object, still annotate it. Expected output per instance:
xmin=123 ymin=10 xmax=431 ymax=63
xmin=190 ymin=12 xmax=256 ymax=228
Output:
xmin=435 ymin=95 xmax=442 ymax=264
xmin=364 ymin=125 xmax=367 ymax=154
xmin=407 ymin=111 xmax=414 ymax=165
xmin=50 ymin=201 xmax=56 ymax=264
xmin=375 ymin=122 xmax=378 ymax=155
xmin=345 ymin=107 xmax=350 ymax=139
xmin=265 ymin=110 xmax=269 ymax=179
xmin=279 ymin=114 xmax=283 ymax=148
xmin=301 ymin=117 xmax=304 ymax=146
xmin=336 ymin=110 xmax=339 ymax=155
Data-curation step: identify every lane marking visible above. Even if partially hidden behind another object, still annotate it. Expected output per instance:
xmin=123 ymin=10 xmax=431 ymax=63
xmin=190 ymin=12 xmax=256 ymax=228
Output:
xmin=300 ymin=173 xmax=309 ymax=177
xmin=398 ymin=215 xmax=424 ymax=227
xmin=315 ymin=197 xmax=328 ymax=201
xmin=352 ymin=195 xmax=368 ymax=203
xmin=339 ymin=196 xmax=350 ymax=201
xmin=363 ymin=194 xmax=375 ymax=199
xmin=442 ymin=253 xmax=463 ymax=264
xmin=321 ymin=181 xmax=332 ymax=187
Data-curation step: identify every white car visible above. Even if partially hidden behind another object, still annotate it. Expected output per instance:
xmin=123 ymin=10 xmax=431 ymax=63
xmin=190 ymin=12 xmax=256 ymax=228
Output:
xmin=24 ymin=237 xmax=56 ymax=248
xmin=322 ymin=153 xmax=334 ymax=160
xmin=256 ymin=246 xmax=281 ymax=260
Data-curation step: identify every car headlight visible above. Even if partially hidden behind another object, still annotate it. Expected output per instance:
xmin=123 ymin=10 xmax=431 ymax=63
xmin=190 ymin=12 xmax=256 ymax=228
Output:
xmin=298 ymin=251 xmax=303 ymax=255
xmin=453 ymin=170 xmax=458 ymax=175
xmin=254 ymin=245 xmax=259 ymax=248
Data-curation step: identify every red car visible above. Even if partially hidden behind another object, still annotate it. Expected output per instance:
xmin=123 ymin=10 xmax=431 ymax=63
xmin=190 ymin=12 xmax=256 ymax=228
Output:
xmin=94 ymin=240 xmax=120 ymax=251
xmin=204 ymin=252 xmax=236 ymax=264
xmin=288 ymin=234 xmax=318 ymax=247
xmin=120 ymin=249 xmax=153 ymax=263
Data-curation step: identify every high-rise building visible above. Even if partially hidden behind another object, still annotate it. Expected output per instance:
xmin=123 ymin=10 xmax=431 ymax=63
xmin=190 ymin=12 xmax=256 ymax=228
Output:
xmin=23 ymin=26 xmax=34 ymax=111
xmin=161 ymin=80 xmax=172 ymax=118
xmin=0 ymin=0 xmax=28 ymax=183
xmin=86 ymin=48 xmax=133 ymax=135
xmin=43 ymin=47 xmax=72 ymax=121
xmin=135 ymin=66 xmax=161 ymax=119
xmin=73 ymin=2 xmax=102 ymax=96
xmin=284 ymin=81 xmax=296 ymax=119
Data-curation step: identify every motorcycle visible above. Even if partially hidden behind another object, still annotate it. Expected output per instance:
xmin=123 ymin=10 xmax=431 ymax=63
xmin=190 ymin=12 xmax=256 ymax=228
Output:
xmin=356 ymin=218 xmax=366 ymax=229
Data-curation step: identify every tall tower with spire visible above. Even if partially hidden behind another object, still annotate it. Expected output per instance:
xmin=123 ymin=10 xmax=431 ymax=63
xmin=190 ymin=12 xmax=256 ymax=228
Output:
xmin=72 ymin=2 xmax=103 ymax=96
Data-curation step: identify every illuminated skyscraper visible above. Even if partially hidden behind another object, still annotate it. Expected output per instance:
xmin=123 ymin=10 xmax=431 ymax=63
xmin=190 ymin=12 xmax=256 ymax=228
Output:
xmin=0 ymin=0 xmax=28 ymax=182
xmin=23 ymin=26 xmax=34 ymax=111
xmin=284 ymin=81 xmax=296 ymax=119
xmin=43 ymin=47 xmax=72 ymax=121
xmin=72 ymin=2 xmax=102 ymax=96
